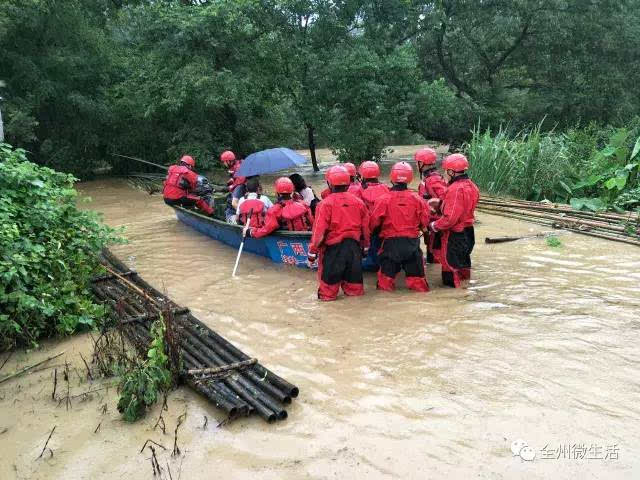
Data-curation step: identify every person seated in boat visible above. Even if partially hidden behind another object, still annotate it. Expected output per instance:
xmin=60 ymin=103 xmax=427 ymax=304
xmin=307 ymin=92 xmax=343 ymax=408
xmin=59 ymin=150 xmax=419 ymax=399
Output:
xmin=308 ymin=166 xmax=370 ymax=301
xmin=236 ymin=177 xmax=273 ymax=228
xmin=289 ymin=173 xmax=319 ymax=215
xmin=427 ymin=154 xmax=479 ymax=288
xmin=163 ymin=155 xmax=214 ymax=216
xmin=370 ymin=162 xmax=430 ymax=293
xmin=247 ymin=178 xmax=314 ymax=238
xmin=220 ymin=150 xmax=245 ymax=192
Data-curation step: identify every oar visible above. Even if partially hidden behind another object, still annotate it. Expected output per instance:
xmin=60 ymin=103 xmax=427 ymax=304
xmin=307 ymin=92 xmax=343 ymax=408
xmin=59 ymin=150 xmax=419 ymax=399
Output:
xmin=111 ymin=153 xmax=168 ymax=171
xmin=485 ymin=231 xmax=564 ymax=244
xmin=232 ymin=209 xmax=253 ymax=277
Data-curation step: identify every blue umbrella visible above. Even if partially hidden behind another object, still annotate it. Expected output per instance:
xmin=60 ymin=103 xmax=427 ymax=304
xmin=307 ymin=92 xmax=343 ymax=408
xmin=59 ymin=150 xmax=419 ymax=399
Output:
xmin=235 ymin=147 xmax=308 ymax=177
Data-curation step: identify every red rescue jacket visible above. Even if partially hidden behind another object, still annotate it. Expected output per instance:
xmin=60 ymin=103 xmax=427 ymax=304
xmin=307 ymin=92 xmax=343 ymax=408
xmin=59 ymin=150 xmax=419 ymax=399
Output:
xmin=348 ymin=182 xmax=363 ymax=199
xmin=238 ymin=196 xmax=268 ymax=228
xmin=360 ymin=182 xmax=390 ymax=211
xmin=252 ymin=200 xmax=314 ymax=238
xmin=369 ymin=188 xmax=429 ymax=239
xmin=320 ymin=187 xmax=331 ymax=200
xmin=433 ymin=175 xmax=480 ymax=233
xmin=418 ymin=170 xmax=447 ymax=200
xmin=163 ymin=165 xmax=198 ymax=200
xmin=226 ymin=160 xmax=246 ymax=192
xmin=309 ymin=192 xmax=370 ymax=255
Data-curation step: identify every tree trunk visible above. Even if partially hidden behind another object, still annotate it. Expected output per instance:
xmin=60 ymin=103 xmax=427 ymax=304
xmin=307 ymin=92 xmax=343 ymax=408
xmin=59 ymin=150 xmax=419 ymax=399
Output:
xmin=306 ymin=123 xmax=319 ymax=172
xmin=0 ymin=104 xmax=4 ymax=143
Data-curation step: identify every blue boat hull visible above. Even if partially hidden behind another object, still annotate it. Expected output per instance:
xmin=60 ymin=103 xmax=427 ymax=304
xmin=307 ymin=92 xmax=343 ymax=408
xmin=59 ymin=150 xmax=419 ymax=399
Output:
xmin=173 ymin=206 xmax=379 ymax=270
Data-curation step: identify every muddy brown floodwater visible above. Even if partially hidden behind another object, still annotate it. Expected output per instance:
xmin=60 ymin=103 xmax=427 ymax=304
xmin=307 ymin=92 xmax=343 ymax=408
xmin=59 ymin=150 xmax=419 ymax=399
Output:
xmin=2 ymin=175 xmax=640 ymax=480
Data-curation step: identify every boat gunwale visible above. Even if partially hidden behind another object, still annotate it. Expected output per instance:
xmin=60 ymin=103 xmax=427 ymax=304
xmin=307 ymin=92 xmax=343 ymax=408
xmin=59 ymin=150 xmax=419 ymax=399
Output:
xmin=171 ymin=206 xmax=313 ymax=239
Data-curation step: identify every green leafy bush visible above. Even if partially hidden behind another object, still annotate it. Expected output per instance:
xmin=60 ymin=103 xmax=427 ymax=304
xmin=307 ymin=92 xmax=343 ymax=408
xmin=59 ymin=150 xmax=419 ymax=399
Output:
xmin=117 ymin=320 xmax=172 ymax=422
xmin=466 ymin=122 xmax=640 ymax=211
xmin=0 ymin=144 xmax=122 ymax=351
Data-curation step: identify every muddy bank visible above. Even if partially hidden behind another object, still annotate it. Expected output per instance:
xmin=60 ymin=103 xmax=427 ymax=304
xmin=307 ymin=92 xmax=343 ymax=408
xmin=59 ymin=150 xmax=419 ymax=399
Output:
xmin=1 ymin=178 xmax=640 ymax=479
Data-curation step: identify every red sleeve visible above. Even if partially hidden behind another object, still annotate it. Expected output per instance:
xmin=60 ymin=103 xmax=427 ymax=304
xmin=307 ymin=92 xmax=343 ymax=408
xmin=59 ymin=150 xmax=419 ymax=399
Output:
xmin=417 ymin=195 xmax=430 ymax=230
xmin=305 ymin=206 xmax=315 ymax=228
xmin=252 ymin=205 xmax=281 ymax=239
xmin=320 ymin=188 xmax=330 ymax=199
xmin=309 ymin=201 xmax=330 ymax=254
xmin=182 ymin=169 xmax=199 ymax=189
xmin=434 ymin=186 xmax=463 ymax=231
xmin=360 ymin=203 xmax=371 ymax=249
xmin=429 ymin=177 xmax=447 ymax=200
xmin=369 ymin=196 xmax=386 ymax=234
xmin=418 ymin=181 xmax=426 ymax=197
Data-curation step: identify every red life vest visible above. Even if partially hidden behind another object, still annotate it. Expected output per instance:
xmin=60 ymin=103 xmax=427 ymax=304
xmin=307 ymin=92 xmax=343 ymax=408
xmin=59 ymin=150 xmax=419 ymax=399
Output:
xmin=370 ymin=189 xmax=429 ymax=239
xmin=280 ymin=200 xmax=313 ymax=231
xmin=360 ymin=182 xmax=390 ymax=211
xmin=238 ymin=197 xmax=267 ymax=228
xmin=309 ymin=192 xmax=371 ymax=254
xmin=163 ymin=165 xmax=197 ymax=200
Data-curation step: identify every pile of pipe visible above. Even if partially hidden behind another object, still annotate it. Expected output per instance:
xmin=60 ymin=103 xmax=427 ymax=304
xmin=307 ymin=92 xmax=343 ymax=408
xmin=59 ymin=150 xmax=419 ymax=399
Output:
xmin=478 ymin=196 xmax=640 ymax=247
xmin=92 ymin=249 xmax=299 ymax=423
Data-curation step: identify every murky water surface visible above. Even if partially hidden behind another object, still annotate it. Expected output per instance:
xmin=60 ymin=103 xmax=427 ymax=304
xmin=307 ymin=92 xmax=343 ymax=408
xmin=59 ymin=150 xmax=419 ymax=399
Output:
xmin=2 ymin=173 xmax=640 ymax=479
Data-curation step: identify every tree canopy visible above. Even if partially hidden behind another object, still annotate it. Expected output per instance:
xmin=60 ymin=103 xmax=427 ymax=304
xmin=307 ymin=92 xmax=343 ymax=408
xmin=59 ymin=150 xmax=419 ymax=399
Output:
xmin=1 ymin=0 xmax=638 ymax=176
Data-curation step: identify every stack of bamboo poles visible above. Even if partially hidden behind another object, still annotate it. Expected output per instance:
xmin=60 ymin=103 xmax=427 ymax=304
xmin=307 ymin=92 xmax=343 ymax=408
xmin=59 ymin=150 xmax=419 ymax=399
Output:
xmin=92 ymin=249 xmax=299 ymax=423
xmin=477 ymin=196 xmax=640 ymax=247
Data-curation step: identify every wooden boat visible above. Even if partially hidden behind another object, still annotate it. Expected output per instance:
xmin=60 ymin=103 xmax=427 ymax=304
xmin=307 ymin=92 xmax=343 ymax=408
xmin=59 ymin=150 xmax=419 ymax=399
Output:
xmin=172 ymin=206 xmax=379 ymax=270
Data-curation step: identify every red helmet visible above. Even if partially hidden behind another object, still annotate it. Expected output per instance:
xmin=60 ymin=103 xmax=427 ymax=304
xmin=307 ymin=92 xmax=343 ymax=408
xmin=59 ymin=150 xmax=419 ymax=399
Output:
xmin=220 ymin=150 xmax=236 ymax=167
xmin=358 ymin=161 xmax=380 ymax=180
xmin=442 ymin=153 xmax=469 ymax=172
xmin=180 ymin=155 xmax=195 ymax=168
xmin=390 ymin=161 xmax=413 ymax=183
xmin=343 ymin=162 xmax=357 ymax=178
xmin=327 ymin=166 xmax=350 ymax=187
xmin=275 ymin=177 xmax=294 ymax=194
xmin=414 ymin=148 xmax=437 ymax=169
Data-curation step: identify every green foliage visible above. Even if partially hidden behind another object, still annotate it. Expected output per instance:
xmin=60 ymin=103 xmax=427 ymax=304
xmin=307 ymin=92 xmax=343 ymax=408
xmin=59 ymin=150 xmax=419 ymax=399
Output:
xmin=0 ymin=144 xmax=122 ymax=351
xmin=2 ymin=1 xmax=640 ymax=175
xmin=117 ymin=319 xmax=172 ymax=422
xmin=467 ymin=122 xmax=640 ymax=211
xmin=546 ymin=236 xmax=562 ymax=248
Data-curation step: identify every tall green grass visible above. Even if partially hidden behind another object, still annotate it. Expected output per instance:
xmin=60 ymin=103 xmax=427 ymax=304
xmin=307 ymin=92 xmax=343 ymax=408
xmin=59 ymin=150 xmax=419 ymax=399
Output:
xmin=466 ymin=123 xmax=572 ymax=201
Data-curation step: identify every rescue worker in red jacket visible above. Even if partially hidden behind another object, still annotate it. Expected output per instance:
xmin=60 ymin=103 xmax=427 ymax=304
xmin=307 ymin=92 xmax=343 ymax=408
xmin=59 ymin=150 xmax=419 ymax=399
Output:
xmin=358 ymin=161 xmax=390 ymax=211
xmin=427 ymin=154 xmax=479 ymax=288
xmin=415 ymin=148 xmax=448 ymax=264
xmin=369 ymin=162 xmax=430 ymax=293
xmin=416 ymin=148 xmax=447 ymax=201
xmin=221 ymin=150 xmax=245 ymax=192
xmin=249 ymin=177 xmax=314 ymax=238
xmin=308 ymin=166 xmax=370 ymax=301
xmin=163 ymin=155 xmax=214 ymax=215
xmin=319 ymin=168 xmax=334 ymax=200
xmin=344 ymin=162 xmax=363 ymax=198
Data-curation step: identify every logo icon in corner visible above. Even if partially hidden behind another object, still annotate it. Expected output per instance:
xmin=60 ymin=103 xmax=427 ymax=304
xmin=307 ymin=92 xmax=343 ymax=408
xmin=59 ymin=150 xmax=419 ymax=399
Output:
xmin=511 ymin=439 xmax=536 ymax=461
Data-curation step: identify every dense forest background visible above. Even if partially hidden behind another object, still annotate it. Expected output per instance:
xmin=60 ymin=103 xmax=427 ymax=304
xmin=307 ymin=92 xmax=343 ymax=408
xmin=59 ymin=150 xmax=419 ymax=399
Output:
xmin=1 ymin=0 xmax=639 ymax=177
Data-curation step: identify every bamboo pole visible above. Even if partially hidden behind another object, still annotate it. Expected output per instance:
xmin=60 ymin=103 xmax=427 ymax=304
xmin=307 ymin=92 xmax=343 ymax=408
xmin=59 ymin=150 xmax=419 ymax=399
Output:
xmin=0 ymin=351 xmax=65 ymax=384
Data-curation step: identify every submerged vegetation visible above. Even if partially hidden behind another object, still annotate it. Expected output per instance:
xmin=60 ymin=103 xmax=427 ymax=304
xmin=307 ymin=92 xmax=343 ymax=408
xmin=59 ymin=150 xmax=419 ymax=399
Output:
xmin=467 ymin=121 xmax=640 ymax=211
xmin=117 ymin=319 xmax=173 ymax=422
xmin=0 ymin=144 xmax=122 ymax=351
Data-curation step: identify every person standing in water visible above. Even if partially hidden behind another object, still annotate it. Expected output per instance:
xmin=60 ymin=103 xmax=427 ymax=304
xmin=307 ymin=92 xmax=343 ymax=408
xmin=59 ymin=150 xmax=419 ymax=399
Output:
xmin=428 ymin=154 xmax=479 ymax=288
xmin=163 ymin=155 xmax=214 ymax=216
xmin=369 ymin=162 xmax=430 ymax=293
xmin=415 ymin=147 xmax=448 ymax=263
xmin=308 ymin=166 xmax=370 ymax=301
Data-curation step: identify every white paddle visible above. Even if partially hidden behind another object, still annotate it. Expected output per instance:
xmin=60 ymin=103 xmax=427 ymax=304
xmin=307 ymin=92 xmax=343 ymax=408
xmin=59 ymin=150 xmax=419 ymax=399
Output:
xmin=232 ymin=208 xmax=253 ymax=277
